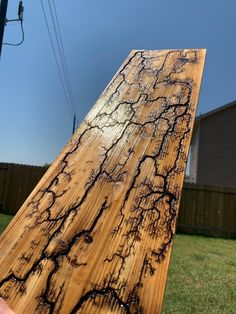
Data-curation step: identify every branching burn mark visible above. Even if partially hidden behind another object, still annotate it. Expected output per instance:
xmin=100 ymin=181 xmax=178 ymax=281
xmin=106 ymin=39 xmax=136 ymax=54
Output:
xmin=70 ymin=287 xmax=131 ymax=313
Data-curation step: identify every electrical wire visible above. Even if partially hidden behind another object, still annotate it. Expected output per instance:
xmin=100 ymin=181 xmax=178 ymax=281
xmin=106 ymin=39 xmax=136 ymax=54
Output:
xmin=40 ymin=0 xmax=74 ymax=117
xmin=49 ymin=0 xmax=76 ymax=112
xmin=47 ymin=0 xmax=75 ymax=115
xmin=3 ymin=21 xmax=24 ymax=46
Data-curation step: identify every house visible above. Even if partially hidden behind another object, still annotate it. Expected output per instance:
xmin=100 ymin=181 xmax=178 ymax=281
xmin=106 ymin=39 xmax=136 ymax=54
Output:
xmin=190 ymin=100 xmax=236 ymax=186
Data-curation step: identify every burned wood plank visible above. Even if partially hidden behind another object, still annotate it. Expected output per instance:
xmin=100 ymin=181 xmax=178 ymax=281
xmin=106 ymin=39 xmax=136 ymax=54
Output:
xmin=0 ymin=49 xmax=205 ymax=313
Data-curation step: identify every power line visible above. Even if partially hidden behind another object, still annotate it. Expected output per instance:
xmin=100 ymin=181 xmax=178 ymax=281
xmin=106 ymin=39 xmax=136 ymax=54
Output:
xmin=51 ymin=0 xmax=76 ymax=113
xmin=40 ymin=0 xmax=74 ymax=117
xmin=47 ymin=0 xmax=75 ymax=113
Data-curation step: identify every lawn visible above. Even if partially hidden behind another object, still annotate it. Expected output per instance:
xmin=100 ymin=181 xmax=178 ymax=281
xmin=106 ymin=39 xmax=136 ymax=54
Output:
xmin=163 ymin=234 xmax=236 ymax=313
xmin=0 ymin=213 xmax=13 ymax=234
xmin=0 ymin=214 xmax=235 ymax=313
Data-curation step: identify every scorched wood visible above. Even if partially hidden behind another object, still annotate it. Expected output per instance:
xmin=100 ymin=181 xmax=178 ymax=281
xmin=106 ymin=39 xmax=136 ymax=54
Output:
xmin=0 ymin=49 xmax=205 ymax=313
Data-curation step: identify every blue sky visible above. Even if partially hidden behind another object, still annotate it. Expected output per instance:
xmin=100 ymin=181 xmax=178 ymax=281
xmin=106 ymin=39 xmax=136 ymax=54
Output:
xmin=0 ymin=0 xmax=235 ymax=166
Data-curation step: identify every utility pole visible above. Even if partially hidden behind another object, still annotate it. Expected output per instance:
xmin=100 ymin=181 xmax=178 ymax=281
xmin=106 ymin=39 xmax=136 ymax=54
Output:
xmin=72 ymin=113 xmax=76 ymax=134
xmin=0 ymin=0 xmax=9 ymax=57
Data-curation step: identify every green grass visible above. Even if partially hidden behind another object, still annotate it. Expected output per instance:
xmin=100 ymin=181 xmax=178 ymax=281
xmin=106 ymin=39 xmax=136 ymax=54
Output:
xmin=0 ymin=213 xmax=13 ymax=234
xmin=0 ymin=214 xmax=235 ymax=312
xmin=163 ymin=234 xmax=236 ymax=313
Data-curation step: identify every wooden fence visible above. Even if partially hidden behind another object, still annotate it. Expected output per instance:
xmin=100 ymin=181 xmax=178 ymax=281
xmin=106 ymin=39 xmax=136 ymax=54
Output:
xmin=178 ymin=182 xmax=236 ymax=238
xmin=0 ymin=163 xmax=47 ymax=215
xmin=0 ymin=164 xmax=235 ymax=238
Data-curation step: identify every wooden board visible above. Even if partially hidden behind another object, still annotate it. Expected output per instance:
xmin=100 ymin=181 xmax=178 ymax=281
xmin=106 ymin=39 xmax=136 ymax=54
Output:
xmin=0 ymin=49 xmax=205 ymax=313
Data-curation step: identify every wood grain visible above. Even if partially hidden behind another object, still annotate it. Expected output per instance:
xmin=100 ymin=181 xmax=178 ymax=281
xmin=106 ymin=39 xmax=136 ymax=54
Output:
xmin=0 ymin=49 xmax=205 ymax=313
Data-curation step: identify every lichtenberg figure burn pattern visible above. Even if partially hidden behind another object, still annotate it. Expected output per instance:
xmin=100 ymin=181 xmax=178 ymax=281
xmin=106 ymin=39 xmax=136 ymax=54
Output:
xmin=0 ymin=49 xmax=205 ymax=314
